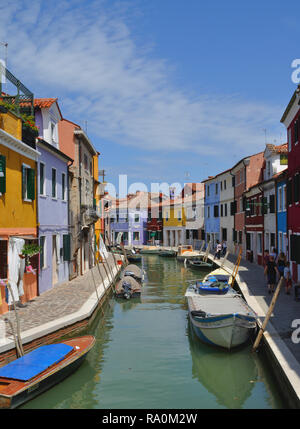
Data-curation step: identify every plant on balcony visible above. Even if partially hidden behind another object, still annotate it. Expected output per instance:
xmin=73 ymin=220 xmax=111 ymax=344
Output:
xmin=21 ymin=243 xmax=42 ymax=267
xmin=0 ymin=100 xmax=39 ymax=136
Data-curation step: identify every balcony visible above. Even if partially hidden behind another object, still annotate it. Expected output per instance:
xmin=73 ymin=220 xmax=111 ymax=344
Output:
xmin=22 ymin=122 xmax=38 ymax=149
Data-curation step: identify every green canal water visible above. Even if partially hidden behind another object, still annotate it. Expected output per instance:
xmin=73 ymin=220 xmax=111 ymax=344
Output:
xmin=22 ymin=255 xmax=286 ymax=409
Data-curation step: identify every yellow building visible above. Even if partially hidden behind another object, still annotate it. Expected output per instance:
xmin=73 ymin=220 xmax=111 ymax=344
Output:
xmin=93 ymin=153 xmax=101 ymax=262
xmin=162 ymin=198 xmax=186 ymax=246
xmin=0 ymin=108 xmax=40 ymax=313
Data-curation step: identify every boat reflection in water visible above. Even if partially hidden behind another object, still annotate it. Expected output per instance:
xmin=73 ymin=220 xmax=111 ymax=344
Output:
xmin=187 ymin=320 xmax=258 ymax=409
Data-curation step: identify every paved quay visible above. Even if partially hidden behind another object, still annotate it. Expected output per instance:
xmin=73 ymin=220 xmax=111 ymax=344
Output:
xmin=206 ymin=251 xmax=300 ymax=408
xmin=0 ymin=253 xmax=122 ymax=354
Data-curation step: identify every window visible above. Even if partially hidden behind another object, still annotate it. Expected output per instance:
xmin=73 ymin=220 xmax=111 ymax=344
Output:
xmin=52 ymin=168 xmax=57 ymax=198
xmin=283 ymin=185 xmax=287 ymax=210
xmin=51 ymin=122 xmax=56 ymax=145
xmin=134 ymin=214 xmax=140 ymax=223
xmin=294 ymin=119 xmax=299 ymax=144
xmin=224 ymin=203 xmax=227 ymax=217
xmin=220 ymin=204 xmax=223 ymax=217
xmin=207 ymin=206 xmax=210 ymax=218
xmin=133 ymin=231 xmax=140 ymax=241
xmin=177 ymin=210 xmax=182 ymax=220
xmin=270 ymin=233 xmax=275 ymax=248
xmin=62 ymin=173 xmax=66 ymax=200
xmin=84 ymin=154 xmax=88 ymax=170
xmin=232 ymin=176 xmax=235 ymax=187
xmin=224 ymin=180 xmax=226 ymax=190
xmin=258 ymin=233 xmax=262 ymax=254
xmin=278 ymin=187 xmax=282 ymax=212
xmin=220 ymin=182 xmax=223 ymax=191
xmin=207 ymin=184 xmax=210 ymax=197
xmin=123 ymin=232 xmax=128 ymax=241
xmin=222 ymin=228 xmax=227 ymax=241
xmin=39 ymin=236 xmax=46 ymax=269
xmin=39 ymin=163 xmax=45 ymax=195
xmin=0 ymin=154 xmax=6 ymax=195
xmin=0 ymin=240 xmax=8 ymax=279
xmin=239 ymin=231 xmax=242 ymax=244
xmin=246 ymin=233 xmax=251 ymax=251
xmin=213 ymin=205 xmax=219 ymax=217
xmin=165 ymin=211 xmax=169 ymax=221
xmin=22 ymin=164 xmax=35 ymax=201
xmin=215 ymin=183 xmax=218 ymax=194
xmin=63 ymin=234 xmax=71 ymax=261
xmin=294 ymin=174 xmax=300 ymax=203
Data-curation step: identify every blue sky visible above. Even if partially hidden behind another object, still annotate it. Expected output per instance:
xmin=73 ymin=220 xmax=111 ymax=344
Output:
xmin=0 ymin=0 xmax=299 ymax=194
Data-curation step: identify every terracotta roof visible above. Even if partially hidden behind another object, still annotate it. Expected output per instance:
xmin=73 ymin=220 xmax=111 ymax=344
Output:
xmin=34 ymin=98 xmax=58 ymax=108
xmin=265 ymin=143 xmax=288 ymax=154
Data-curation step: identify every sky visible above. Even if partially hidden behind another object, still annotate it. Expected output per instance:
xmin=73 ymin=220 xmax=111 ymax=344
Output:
xmin=0 ymin=0 xmax=299 ymax=195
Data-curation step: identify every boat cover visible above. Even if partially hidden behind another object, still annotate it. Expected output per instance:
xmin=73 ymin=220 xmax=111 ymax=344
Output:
xmin=0 ymin=343 xmax=73 ymax=381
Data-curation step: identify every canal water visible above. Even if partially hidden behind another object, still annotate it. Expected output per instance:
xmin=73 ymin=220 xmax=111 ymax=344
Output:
xmin=22 ymin=255 xmax=286 ymax=409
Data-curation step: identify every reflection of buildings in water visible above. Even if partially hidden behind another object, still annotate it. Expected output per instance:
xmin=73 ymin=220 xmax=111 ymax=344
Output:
xmin=117 ymin=297 xmax=141 ymax=312
xmin=187 ymin=320 xmax=258 ymax=409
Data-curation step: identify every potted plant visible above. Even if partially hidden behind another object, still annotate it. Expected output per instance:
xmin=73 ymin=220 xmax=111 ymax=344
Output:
xmin=21 ymin=243 xmax=42 ymax=274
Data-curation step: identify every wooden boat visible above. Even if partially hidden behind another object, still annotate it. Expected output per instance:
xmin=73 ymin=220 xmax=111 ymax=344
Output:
xmin=188 ymin=259 xmax=214 ymax=269
xmin=115 ymin=276 xmax=142 ymax=299
xmin=177 ymin=245 xmax=201 ymax=261
xmin=158 ymin=249 xmax=176 ymax=257
xmin=140 ymin=246 xmax=161 ymax=254
xmin=0 ymin=335 xmax=95 ymax=409
xmin=127 ymin=253 xmax=142 ymax=263
xmin=185 ymin=274 xmax=238 ymax=298
xmin=186 ymin=295 xmax=257 ymax=349
xmin=122 ymin=264 xmax=144 ymax=282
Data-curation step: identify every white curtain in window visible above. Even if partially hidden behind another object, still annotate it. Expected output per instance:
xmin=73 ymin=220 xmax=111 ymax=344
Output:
xmin=56 ymin=235 xmax=60 ymax=264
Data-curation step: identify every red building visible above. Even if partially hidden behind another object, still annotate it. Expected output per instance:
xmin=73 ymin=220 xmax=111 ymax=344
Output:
xmin=244 ymin=183 xmax=264 ymax=265
xmin=281 ymin=86 xmax=300 ymax=281
xmin=231 ymin=152 xmax=264 ymax=257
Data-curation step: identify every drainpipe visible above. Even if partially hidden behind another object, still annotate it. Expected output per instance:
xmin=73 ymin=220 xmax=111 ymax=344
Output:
xmin=67 ymin=158 xmax=74 ymax=279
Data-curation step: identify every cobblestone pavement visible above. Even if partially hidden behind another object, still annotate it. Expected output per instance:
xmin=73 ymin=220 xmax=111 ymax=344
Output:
xmin=210 ymin=252 xmax=300 ymax=362
xmin=0 ymin=255 xmax=120 ymax=337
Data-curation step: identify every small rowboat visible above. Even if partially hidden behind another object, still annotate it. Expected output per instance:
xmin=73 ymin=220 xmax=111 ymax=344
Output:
xmin=0 ymin=335 xmax=95 ymax=409
xmin=115 ymin=276 xmax=142 ymax=299
xmin=188 ymin=260 xmax=214 ymax=269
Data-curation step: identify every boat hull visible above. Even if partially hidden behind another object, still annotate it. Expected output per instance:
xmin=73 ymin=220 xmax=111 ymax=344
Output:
xmin=189 ymin=312 xmax=256 ymax=349
xmin=0 ymin=336 xmax=95 ymax=409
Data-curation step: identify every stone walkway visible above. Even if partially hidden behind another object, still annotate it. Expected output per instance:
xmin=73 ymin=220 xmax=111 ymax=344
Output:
xmin=0 ymin=253 xmax=120 ymax=339
xmin=209 ymin=252 xmax=300 ymax=362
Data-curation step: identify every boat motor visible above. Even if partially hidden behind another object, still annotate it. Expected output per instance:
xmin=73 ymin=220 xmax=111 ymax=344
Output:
xmin=122 ymin=281 xmax=132 ymax=300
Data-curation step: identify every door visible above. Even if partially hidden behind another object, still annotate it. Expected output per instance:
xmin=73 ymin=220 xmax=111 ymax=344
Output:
xmin=52 ymin=235 xmax=58 ymax=285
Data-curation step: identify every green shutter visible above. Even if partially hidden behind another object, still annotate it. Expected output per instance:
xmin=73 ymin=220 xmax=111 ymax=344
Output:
xmin=0 ymin=155 xmax=6 ymax=194
xmin=63 ymin=234 xmax=71 ymax=261
xmin=27 ymin=168 xmax=35 ymax=201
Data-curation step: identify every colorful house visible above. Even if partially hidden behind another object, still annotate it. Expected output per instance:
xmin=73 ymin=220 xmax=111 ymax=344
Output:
xmin=0 ymin=72 xmax=40 ymax=313
xmin=182 ymin=183 xmax=205 ymax=245
xmin=280 ymin=86 xmax=300 ymax=281
xmin=35 ymin=98 xmax=73 ymax=293
xmin=276 ymin=169 xmax=288 ymax=256
xmin=202 ymin=175 xmax=220 ymax=250
xmin=244 ymin=183 xmax=264 ymax=265
xmin=162 ymin=194 xmax=186 ymax=247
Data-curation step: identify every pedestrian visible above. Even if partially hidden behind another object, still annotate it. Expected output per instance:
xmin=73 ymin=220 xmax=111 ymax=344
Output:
xmin=264 ymin=255 xmax=279 ymax=294
xmin=283 ymin=262 xmax=292 ymax=295
xmin=222 ymin=240 xmax=227 ymax=257
xmin=263 ymin=249 xmax=270 ymax=268
xmin=215 ymin=240 xmax=222 ymax=259
xmin=270 ymin=247 xmax=277 ymax=260
xmin=277 ymin=252 xmax=286 ymax=278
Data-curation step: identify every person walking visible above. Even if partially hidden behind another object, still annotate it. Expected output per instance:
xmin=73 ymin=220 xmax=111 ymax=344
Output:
xmin=283 ymin=262 xmax=292 ymax=295
xmin=222 ymin=240 xmax=227 ymax=257
xmin=277 ymin=252 xmax=286 ymax=278
xmin=264 ymin=255 xmax=279 ymax=294
xmin=263 ymin=249 xmax=270 ymax=268
xmin=215 ymin=240 xmax=222 ymax=260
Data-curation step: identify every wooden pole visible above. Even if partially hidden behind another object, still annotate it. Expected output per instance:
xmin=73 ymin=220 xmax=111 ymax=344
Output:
xmin=6 ymin=282 xmax=24 ymax=357
xmin=252 ymin=276 xmax=285 ymax=352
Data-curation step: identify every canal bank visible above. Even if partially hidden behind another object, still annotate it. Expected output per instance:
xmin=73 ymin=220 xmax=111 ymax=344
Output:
xmin=0 ymin=253 xmax=122 ymax=367
xmin=205 ymin=251 xmax=300 ymax=409
xmin=21 ymin=254 xmax=285 ymax=409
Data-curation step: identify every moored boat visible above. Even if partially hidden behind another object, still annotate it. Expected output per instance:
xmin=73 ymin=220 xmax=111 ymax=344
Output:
xmin=188 ymin=259 xmax=214 ymax=269
xmin=177 ymin=245 xmax=201 ymax=261
xmin=0 ymin=335 xmax=95 ymax=409
xmin=186 ymin=295 xmax=257 ymax=349
xmin=158 ymin=249 xmax=177 ymax=257
xmin=140 ymin=246 xmax=161 ymax=254
xmin=122 ymin=264 xmax=144 ymax=282
xmin=115 ymin=276 xmax=142 ymax=299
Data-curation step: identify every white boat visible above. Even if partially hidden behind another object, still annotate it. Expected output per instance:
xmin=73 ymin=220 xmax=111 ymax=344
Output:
xmin=185 ymin=268 xmax=238 ymax=299
xmin=177 ymin=245 xmax=201 ymax=261
xmin=186 ymin=295 xmax=257 ymax=349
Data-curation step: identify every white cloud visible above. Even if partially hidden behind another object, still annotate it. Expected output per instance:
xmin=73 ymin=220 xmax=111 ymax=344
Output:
xmin=0 ymin=0 xmax=284 ymax=163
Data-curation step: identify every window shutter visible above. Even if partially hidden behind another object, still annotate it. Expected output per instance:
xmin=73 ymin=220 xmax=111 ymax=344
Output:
xmin=63 ymin=234 xmax=71 ymax=261
xmin=242 ymin=196 xmax=247 ymax=212
xmin=27 ymin=168 xmax=35 ymax=201
xmin=214 ymin=205 xmax=219 ymax=217
xmin=22 ymin=166 xmax=27 ymax=200
xmin=269 ymin=194 xmax=275 ymax=213
xmin=0 ymin=155 xmax=6 ymax=194
xmin=294 ymin=174 xmax=300 ymax=203
xmin=262 ymin=197 xmax=268 ymax=214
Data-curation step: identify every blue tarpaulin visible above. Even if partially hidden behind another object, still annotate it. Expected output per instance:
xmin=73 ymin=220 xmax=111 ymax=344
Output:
xmin=0 ymin=343 xmax=73 ymax=381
